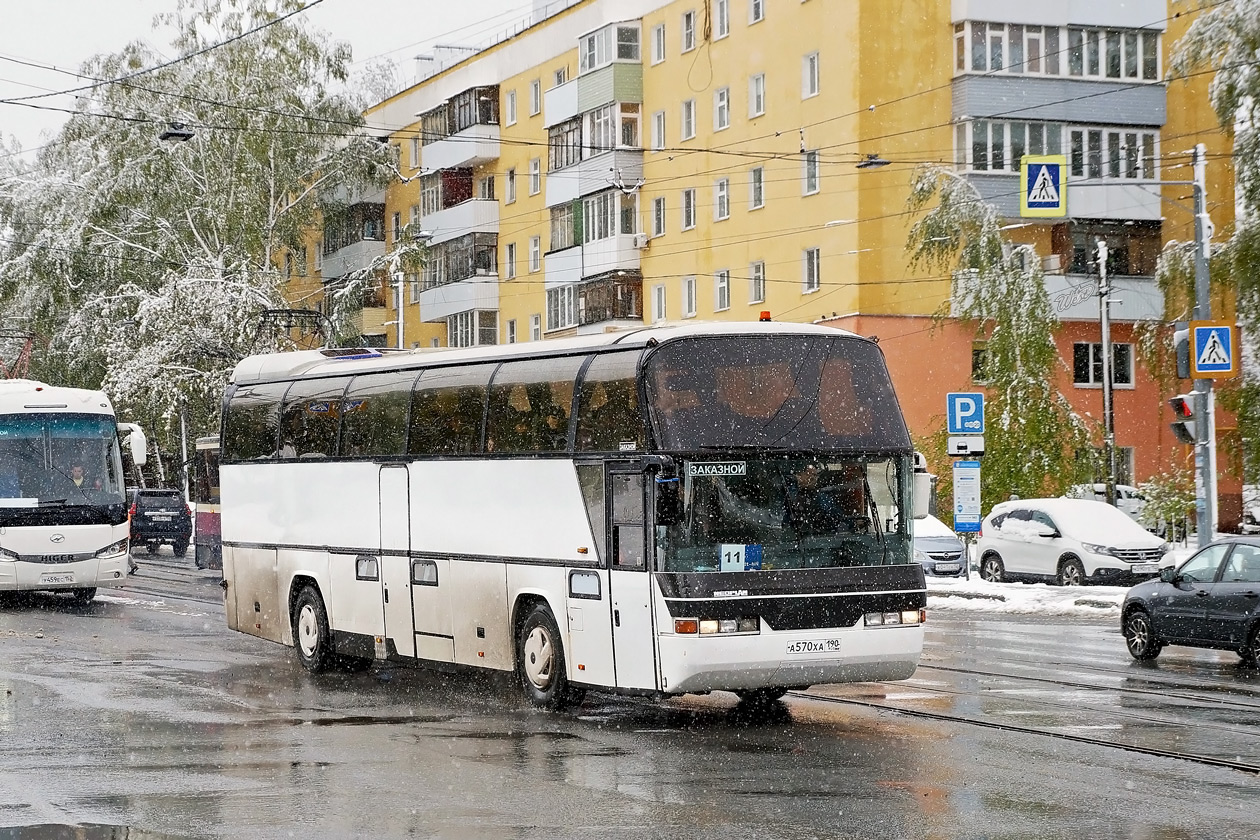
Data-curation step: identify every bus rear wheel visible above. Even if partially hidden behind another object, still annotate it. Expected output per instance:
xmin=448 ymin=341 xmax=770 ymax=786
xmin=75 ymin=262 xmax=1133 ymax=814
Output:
xmin=292 ymin=585 xmax=335 ymax=673
xmin=517 ymin=603 xmax=583 ymax=710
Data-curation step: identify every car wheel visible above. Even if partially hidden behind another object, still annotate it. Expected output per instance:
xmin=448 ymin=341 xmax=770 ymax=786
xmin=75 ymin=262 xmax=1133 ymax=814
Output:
xmin=69 ymin=587 xmax=97 ymax=606
xmin=1123 ymin=609 xmax=1163 ymax=660
xmin=292 ymin=585 xmax=335 ymax=673
xmin=172 ymin=539 xmax=189 ymax=557
xmin=980 ymin=554 xmax=1004 ymax=583
xmin=1057 ymin=557 xmax=1086 ymax=587
xmin=1238 ymin=623 xmax=1260 ymax=666
xmin=145 ymin=542 xmax=159 ymax=555
xmin=517 ymin=603 xmax=583 ymax=709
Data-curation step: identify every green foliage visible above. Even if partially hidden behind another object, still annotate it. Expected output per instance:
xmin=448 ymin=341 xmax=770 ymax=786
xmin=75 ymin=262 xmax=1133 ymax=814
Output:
xmin=906 ymin=165 xmax=1098 ymax=514
xmin=1138 ymin=468 xmax=1196 ymax=536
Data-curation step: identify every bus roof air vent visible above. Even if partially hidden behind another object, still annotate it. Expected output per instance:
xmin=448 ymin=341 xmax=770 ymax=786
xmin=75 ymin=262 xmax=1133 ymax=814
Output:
xmin=319 ymin=348 xmax=384 ymax=361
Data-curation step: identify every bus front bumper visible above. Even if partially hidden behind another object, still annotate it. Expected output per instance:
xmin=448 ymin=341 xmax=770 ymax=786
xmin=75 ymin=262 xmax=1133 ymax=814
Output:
xmin=0 ymin=554 xmax=130 ymax=591
xmin=657 ymin=624 xmax=923 ymax=695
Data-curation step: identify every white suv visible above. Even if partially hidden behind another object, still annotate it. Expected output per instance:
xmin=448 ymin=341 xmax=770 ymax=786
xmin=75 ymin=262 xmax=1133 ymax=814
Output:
xmin=978 ymin=498 xmax=1172 ymax=586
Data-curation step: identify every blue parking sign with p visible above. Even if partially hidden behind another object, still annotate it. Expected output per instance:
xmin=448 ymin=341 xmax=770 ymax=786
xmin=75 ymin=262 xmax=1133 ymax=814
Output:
xmin=947 ymin=392 xmax=984 ymax=434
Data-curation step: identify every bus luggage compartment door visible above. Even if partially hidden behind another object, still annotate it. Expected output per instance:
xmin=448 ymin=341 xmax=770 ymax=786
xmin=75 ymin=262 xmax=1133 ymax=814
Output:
xmin=379 ymin=465 xmax=415 ymax=659
xmin=608 ymin=468 xmax=658 ymax=690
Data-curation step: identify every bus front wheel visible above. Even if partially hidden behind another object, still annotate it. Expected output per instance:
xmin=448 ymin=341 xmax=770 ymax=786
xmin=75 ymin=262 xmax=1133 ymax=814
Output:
xmin=517 ymin=603 xmax=583 ymax=710
xmin=292 ymin=585 xmax=335 ymax=673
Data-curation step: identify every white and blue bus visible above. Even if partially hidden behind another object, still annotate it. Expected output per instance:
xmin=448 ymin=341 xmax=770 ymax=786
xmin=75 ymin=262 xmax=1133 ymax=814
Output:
xmin=0 ymin=380 xmax=146 ymax=603
xmin=220 ymin=322 xmax=929 ymax=707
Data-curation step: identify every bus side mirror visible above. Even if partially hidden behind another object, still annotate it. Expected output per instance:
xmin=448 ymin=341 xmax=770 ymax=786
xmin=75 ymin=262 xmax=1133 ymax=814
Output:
xmin=655 ymin=479 xmax=681 ymax=526
xmin=118 ymin=423 xmax=147 ymax=467
xmin=912 ymin=471 xmax=932 ymax=519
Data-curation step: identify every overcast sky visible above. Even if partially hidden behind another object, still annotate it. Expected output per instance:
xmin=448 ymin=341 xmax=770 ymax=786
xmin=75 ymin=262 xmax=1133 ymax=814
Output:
xmin=0 ymin=0 xmax=528 ymax=153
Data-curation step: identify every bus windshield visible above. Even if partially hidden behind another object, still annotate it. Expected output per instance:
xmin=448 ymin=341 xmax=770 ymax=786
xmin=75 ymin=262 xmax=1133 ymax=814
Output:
xmin=0 ymin=413 xmax=126 ymax=512
xmin=643 ymin=335 xmax=910 ymax=452
xmin=657 ymin=455 xmax=913 ymax=573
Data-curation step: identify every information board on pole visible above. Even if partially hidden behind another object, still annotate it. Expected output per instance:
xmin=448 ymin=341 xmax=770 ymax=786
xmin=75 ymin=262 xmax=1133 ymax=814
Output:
xmin=953 ymin=460 xmax=982 ymax=533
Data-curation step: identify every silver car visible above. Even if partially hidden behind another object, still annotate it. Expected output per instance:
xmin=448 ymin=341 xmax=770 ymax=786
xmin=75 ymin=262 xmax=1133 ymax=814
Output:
xmin=914 ymin=514 xmax=966 ymax=577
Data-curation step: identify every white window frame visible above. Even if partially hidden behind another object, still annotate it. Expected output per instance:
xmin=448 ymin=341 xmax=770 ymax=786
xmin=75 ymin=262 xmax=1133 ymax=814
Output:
xmin=408 ymin=272 xmax=420 ymax=304
xmin=714 ymin=87 xmax=730 ymax=131
xmin=682 ymin=188 xmax=696 ymax=230
xmin=530 ymin=314 xmax=542 ymax=340
xmin=683 ymin=276 xmax=697 ymax=318
xmin=714 ymin=269 xmax=731 ymax=311
xmin=682 ymin=10 xmax=696 ymax=52
xmin=803 ymin=247 xmax=821 ymax=293
xmin=681 ymin=99 xmax=696 ymax=140
xmin=749 ymin=73 xmax=765 ymax=118
xmin=505 ymin=90 xmax=517 ymax=126
xmin=1073 ymin=341 xmax=1135 ymax=388
xmin=507 ymin=319 xmax=517 ymax=344
xmin=529 ymin=236 xmax=542 ymax=272
xmin=505 ymin=242 xmax=517 ymax=279
xmin=750 ymin=0 xmax=764 ymax=23
xmin=715 ymin=0 xmax=729 ymax=39
xmin=803 ymin=150 xmax=820 ymax=195
xmin=715 ymin=178 xmax=730 ymax=220
xmin=651 ymin=110 xmax=666 ymax=151
xmin=506 ymin=168 xmax=516 ymax=204
xmin=652 ymin=283 xmax=667 ymax=322
xmin=530 ymin=79 xmax=541 ymax=115
xmin=529 ymin=158 xmax=541 ymax=195
xmin=956 ymin=23 xmax=1160 ymax=83
xmin=749 ymin=260 xmax=766 ymax=303
xmin=546 ymin=284 xmax=577 ymax=331
xmin=652 ymin=196 xmax=666 ymax=237
xmin=749 ymin=166 xmax=764 ymax=209
xmin=651 ymin=23 xmax=666 ymax=64
xmin=409 ymin=137 xmax=420 ymax=169
xmin=803 ymin=51 xmax=820 ymax=98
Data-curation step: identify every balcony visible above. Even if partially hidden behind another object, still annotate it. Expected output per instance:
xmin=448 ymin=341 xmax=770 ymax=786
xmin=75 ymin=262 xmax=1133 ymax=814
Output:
xmin=583 ymin=233 xmax=641 ymax=277
xmin=423 ymin=198 xmax=500 ymax=246
xmin=423 ymin=123 xmax=501 ymax=172
xmin=546 ymin=148 xmax=643 ymax=207
xmin=545 ymin=79 xmax=579 ymax=128
xmin=419 ymin=277 xmax=500 ymax=323
xmin=952 ymin=76 xmax=1165 ymax=127
xmin=544 ymin=245 xmax=583 ymax=289
xmin=964 ymin=171 xmax=1161 ymax=221
xmin=576 ymin=271 xmax=642 ymax=334
xmin=322 ymin=236 xmax=385 ymax=279
xmin=1045 ymin=273 xmax=1163 ymax=322
xmin=950 ymin=0 xmax=1165 ymax=29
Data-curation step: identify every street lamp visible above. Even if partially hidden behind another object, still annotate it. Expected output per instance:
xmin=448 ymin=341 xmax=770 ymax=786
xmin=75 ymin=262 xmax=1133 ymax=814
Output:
xmin=389 ymin=229 xmax=433 ymax=350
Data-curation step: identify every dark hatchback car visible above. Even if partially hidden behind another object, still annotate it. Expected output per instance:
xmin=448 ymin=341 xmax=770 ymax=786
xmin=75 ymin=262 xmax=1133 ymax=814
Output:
xmin=1122 ymin=537 xmax=1260 ymax=663
xmin=129 ymin=489 xmax=192 ymax=556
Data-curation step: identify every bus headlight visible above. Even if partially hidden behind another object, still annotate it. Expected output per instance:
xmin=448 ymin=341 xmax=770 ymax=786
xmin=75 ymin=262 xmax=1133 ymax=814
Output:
xmin=675 ymin=617 xmax=760 ymax=635
xmin=865 ymin=610 xmax=923 ymax=627
xmin=95 ymin=539 xmax=129 ymax=558
xmin=0 ymin=546 xmax=18 ymax=560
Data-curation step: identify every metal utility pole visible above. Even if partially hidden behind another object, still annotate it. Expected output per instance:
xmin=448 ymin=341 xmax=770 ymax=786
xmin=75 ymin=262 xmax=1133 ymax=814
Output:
xmin=179 ymin=403 xmax=190 ymax=503
xmin=1192 ymin=143 xmax=1217 ymax=547
xmin=1097 ymin=239 xmax=1117 ymax=507
xmin=394 ymin=272 xmax=405 ymax=350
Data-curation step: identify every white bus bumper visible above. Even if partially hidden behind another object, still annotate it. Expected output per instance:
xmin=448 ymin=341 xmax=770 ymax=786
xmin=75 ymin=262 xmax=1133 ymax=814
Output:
xmin=0 ymin=554 xmax=130 ymax=591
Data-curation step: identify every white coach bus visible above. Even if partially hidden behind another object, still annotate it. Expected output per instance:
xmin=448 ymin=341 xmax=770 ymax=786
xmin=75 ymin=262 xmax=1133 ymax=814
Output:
xmin=0 ymin=380 xmax=146 ymax=603
xmin=220 ymin=322 xmax=930 ymax=707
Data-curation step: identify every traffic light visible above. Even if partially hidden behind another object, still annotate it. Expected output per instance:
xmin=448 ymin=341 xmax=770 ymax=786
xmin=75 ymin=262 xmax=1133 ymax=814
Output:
xmin=1169 ymin=394 xmax=1196 ymax=444
xmin=1173 ymin=323 xmax=1191 ymax=380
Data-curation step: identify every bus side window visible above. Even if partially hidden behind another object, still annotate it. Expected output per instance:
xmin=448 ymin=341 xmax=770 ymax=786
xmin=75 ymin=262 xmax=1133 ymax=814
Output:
xmin=223 ymin=383 xmax=288 ymax=461
xmin=485 ymin=357 xmax=586 ymax=453
xmin=340 ymin=370 xmax=418 ymax=458
xmin=277 ymin=378 xmax=350 ymax=459
xmin=612 ymin=472 xmax=645 ymax=568
xmin=408 ymin=364 xmax=496 ymax=456
xmin=576 ymin=351 xmax=644 ymax=452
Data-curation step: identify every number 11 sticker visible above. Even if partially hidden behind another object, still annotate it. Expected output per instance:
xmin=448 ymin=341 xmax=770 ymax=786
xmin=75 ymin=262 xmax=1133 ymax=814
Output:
xmin=720 ymin=544 xmax=763 ymax=571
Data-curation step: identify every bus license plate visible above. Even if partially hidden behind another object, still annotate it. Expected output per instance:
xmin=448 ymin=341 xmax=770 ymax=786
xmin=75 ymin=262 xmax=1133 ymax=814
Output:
xmin=40 ymin=574 xmax=74 ymax=585
xmin=786 ymin=639 xmax=840 ymax=655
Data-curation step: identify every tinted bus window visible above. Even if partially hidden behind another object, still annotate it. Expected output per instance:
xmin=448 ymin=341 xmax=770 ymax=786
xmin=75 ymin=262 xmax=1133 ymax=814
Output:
xmin=408 ymin=364 xmax=495 ymax=456
xmin=278 ymin=378 xmax=349 ymax=459
xmin=486 ymin=356 xmax=586 ymax=454
xmin=576 ymin=350 xmax=644 ymax=452
xmin=223 ymin=383 xmax=287 ymax=461
xmin=341 ymin=370 xmax=418 ymax=457
xmin=644 ymin=336 xmax=910 ymax=451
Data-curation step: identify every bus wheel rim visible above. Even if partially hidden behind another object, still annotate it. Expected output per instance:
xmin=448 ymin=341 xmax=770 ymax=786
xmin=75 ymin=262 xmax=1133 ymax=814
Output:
xmin=523 ymin=626 xmax=553 ymax=690
xmin=297 ymin=604 xmax=319 ymax=657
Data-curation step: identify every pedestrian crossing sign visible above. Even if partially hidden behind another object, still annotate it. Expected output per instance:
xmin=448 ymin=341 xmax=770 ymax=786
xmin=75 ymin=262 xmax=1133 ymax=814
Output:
xmin=1020 ymin=155 xmax=1067 ymax=218
xmin=1190 ymin=321 xmax=1239 ymax=379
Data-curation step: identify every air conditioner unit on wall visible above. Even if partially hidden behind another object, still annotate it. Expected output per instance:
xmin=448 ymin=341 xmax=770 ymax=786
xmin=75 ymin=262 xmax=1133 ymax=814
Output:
xmin=632 ymin=232 xmax=649 ymax=249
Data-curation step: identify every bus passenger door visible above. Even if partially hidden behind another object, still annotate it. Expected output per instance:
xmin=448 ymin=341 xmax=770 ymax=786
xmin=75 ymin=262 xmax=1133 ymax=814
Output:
xmin=607 ymin=465 xmax=658 ymax=690
xmin=379 ymin=464 xmax=415 ymax=659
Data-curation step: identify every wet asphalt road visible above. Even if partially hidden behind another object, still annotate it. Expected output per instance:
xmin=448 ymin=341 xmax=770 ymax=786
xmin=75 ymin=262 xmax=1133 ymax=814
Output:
xmin=0 ymin=554 xmax=1257 ymax=839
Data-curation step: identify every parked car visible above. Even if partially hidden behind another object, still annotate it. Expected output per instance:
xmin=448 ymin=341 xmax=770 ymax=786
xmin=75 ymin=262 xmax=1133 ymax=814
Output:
xmin=1065 ymin=483 xmax=1146 ymax=521
xmin=129 ymin=489 xmax=192 ymax=556
xmin=977 ymin=498 xmax=1172 ymax=586
xmin=914 ymin=514 xmax=966 ymax=577
xmin=1122 ymin=537 xmax=1260 ymax=663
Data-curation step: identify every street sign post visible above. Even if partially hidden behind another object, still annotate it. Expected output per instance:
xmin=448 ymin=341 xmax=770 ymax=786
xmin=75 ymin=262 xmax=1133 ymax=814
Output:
xmin=1020 ymin=155 xmax=1067 ymax=218
xmin=953 ymin=460 xmax=982 ymax=533
xmin=946 ymin=392 xmax=985 ymax=435
xmin=1189 ymin=321 xmax=1238 ymax=379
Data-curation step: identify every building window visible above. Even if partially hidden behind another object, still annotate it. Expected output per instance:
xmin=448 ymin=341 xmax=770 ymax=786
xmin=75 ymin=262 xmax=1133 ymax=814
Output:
xmin=652 ymin=196 xmax=666 ymax=237
xmin=583 ymin=191 xmax=618 ymax=243
xmin=803 ymin=247 xmax=820 ymax=292
xmin=548 ymin=117 xmax=582 ymax=171
xmin=409 ymin=137 xmax=420 ymax=169
xmin=651 ymin=110 xmax=665 ymax=151
xmin=506 ymin=169 xmax=516 ymax=204
xmin=555 ymin=66 xmax=568 ymax=87
xmin=682 ymin=10 xmax=696 ymax=52
xmin=1066 ymin=126 xmax=1158 ymax=180
xmin=620 ymin=103 xmax=640 ymax=147
xmin=958 ymin=23 xmax=1158 ymax=82
xmin=505 ymin=90 xmax=517 ymax=125
xmin=530 ymin=79 xmax=541 ymax=115
xmin=505 ymin=242 xmax=517 ymax=279
xmin=749 ymin=166 xmax=764 ymax=209
xmin=803 ymin=150 xmax=820 ymax=195
xmin=714 ymin=87 xmax=730 ymax=131
xmin=586 ymin=103 xmax=619 ymax=155
xmin=714 ymin=270 xmax=730 ymax=311
xmin=715 ymin=0 xmax=729 ymax=38
xmin=530 ymin=314 xmax=541 ymax=340
xmin=478 ymin=176 xmax=495 ymax=200
xmin=547 ymin=284 xmax=577 ymax=331
xmin=551 ymin=202 xmax=579 ymax=251
xmin=392 ymin=212 xmax=402 ymax=242
xmin=681 ymin=99 xmax=695 ymax=140
xmin=652 ymin=23 xmax=666 ymax=64
xmin=408 ymin=272 xmax=420 ymax=304
xmin=715 ymin=178 xmax=730 ymax=220
xmin=749 ymin=260 xmax=765 ymax=303
xmin=652 ymin=283 xmax=667 ymax=322
xmin=507 ymin=319 xmax=517 ymax=343
xmin=803 ymin=52 xmax=820 ymax=98
xmin=529 ymin=236 xmax=541 ymax=272
xmin=750 ymin=0 xmax=764 ymax=23
xmin=971 ymin=342 xmax=990 ymax=383
xmin=682 ymin=188 xmax=696 ymax=230
xmin=749 ymin=73 xmax=765 ymax=118
xmin=447 ymin=310 xmax=498 ymax=348
xmin=1073 ymin=342 xmax=1134 ymax=387
xmin=1068 ymin=221 xmax=1160 ymax=276
xmin=529 ymin=158 xmax=541 ymax=195
xmin=683 ymin=276 xmax=697 ymax=317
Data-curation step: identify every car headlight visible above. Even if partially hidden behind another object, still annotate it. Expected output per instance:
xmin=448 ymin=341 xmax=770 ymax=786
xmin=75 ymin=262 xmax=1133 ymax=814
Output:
xmin=95 ymin=538 xmax=129 ymax=558
xmin=914 ymin=548 xmax=929 ymax=563
xmin=1160 ymin=542 xmax=1172 ymax=554
xmin=1081 ymin=542 xmax=1115 ymax=557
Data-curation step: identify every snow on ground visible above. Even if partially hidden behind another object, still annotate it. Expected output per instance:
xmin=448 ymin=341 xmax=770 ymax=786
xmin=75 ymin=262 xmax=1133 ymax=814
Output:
xmin=926 ymin=544 xmax=1200 ymax=618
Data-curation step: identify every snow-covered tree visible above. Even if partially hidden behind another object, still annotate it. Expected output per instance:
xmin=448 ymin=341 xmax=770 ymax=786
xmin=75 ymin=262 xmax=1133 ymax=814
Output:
xmin=906 ymin=165 xmax=1096 ymax=512
xmin=0 ymin=0 xmax=396 ymax=444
